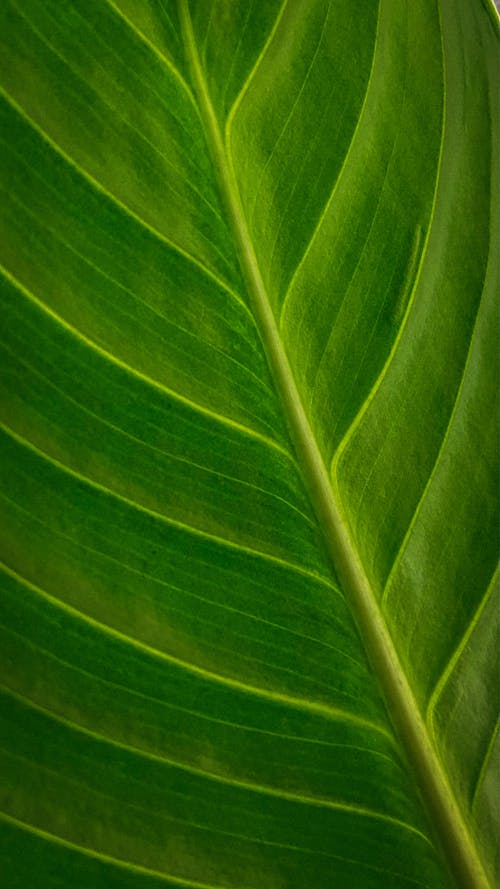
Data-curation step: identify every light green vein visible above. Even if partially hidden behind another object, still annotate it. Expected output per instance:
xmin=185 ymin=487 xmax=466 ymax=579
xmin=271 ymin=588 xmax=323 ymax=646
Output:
xmin=278 ymin=0 xmax=381 ymax=330
xmin=0 ymin=568 xmax=393 ymax=750
xmin=0 ymin=810 xmax=434 ymax=889
xmin=0 ymin=687 xmax=429 ymax=847
xmin=11 ymin=0 xmax=227 ymax=233
xmin=0 ymin=577 xmax=363 ymax=719
xmin=3 ymin=745 xmax=391 ymax=859
xmin=2 ymin=482 xmax=353 ymax=690
xmin=0 ymin=489 xmax=347 ymax=648
xmin=1 ymin=185 xmax=281 ymax=423
xmin=0 ymin=263 xmax=289 ymax=460
xmin=2 ymin=430 xmax=342 ymax=653
xmin=0 ymin=88 xmax=247 ymax=317
xmin=0 ymin=561 xmax=383 ymax=738
xmin=30 ymin=244 xmax=265 ymax=408
xmin=158 ymin=3 xmax=182 ymax=49
xmin=330 ymin=12 xmax=446 ymax=484
xmin=382 ymin=286 xmax=488 ymax=609
xmin=2 ymin=613 xmax=361 ymax=743
xmin=1 ymin=478 xmax=355 ymax=698
xmin=224 ymin=0 xmax=288 ymax=139
xmin=0 ymin=395 xmax=349 ymax=659
xmin=481 ymin=0 xmax=500 ymax=33
xmin=218 ymin=0 xmax=256 ymax=113
xmin=2 ymin=339 xmax=315 ymax=532
xmin=104 ymin=0 xmax=195 ymax=104
xmin=0 ymin=811 xmax=227 ymax=889
xmin=330 ymin=124 xmax=445 ymax=484
xmin=178 ymin=4 xmax=492 ymax=888
xmin=246 ymin=0 xmax=333 ymax=229
xmin=471 ymin=716 xmax=500 ymax=814
xmin=1 ymin=420 xmax=339 ymax=598
xmin=426 ymin=565 xmax=499 ymax=727
xmin=381 ymin=261 xmax=489 ymax=611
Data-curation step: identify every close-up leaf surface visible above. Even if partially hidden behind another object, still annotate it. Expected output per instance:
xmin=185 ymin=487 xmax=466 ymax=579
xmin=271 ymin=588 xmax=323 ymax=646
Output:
xmin=0 ymin=1 xmax=498 ymax=888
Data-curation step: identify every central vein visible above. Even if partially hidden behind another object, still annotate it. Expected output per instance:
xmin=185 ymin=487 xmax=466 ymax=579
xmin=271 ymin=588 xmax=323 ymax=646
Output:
xmin=177 ymin=4 xmax=490 ymax=889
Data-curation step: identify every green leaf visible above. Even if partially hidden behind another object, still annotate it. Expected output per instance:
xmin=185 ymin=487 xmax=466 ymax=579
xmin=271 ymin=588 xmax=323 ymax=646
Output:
xmin=0 ymin=1 xmax=498 ymax=887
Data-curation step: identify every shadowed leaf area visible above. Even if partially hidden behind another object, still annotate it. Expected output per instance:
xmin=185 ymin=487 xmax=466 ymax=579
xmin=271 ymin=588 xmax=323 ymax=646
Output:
xmin=0 ymin=1 xmax=498 ymax=888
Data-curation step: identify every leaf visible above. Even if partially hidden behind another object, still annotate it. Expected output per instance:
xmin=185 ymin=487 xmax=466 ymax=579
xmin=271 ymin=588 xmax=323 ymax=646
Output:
xmin=0 ymin=1 xmax=498 ymax=887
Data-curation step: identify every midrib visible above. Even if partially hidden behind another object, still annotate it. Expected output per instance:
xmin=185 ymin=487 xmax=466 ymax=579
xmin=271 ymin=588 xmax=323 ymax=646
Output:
xmin=178 ymin=4 xmax=490 ymax=889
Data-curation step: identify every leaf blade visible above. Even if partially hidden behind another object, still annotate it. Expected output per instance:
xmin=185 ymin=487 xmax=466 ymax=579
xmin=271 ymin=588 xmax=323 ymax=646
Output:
xmin=0 ymin=1 xmax=498 ymax=887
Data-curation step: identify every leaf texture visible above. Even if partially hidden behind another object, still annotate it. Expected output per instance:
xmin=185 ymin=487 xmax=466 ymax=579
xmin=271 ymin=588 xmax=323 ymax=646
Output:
xmin=0 ymin=1 xmax=498 ymax=888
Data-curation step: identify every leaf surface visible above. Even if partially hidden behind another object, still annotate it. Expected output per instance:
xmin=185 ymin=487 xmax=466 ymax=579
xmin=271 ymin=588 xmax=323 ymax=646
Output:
xmin=0 ymin=1 xmax=498 ymax=888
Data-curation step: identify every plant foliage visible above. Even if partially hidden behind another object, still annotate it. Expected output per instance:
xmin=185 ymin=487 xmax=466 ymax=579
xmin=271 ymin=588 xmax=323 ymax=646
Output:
xmin=0 ymin=1 xmax=498 ymax=887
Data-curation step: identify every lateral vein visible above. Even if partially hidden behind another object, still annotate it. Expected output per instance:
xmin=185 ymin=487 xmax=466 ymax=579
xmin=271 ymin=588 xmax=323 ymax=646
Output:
xmin=0 ymin=263 xmax=288 ymax=458
xmin=0 ymin=811 xmax=225 ymax=889
xmin=1 ymin=686 xmax=423 ymax=844
xmin=0 ymin=556 xmax=374 ymax=734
